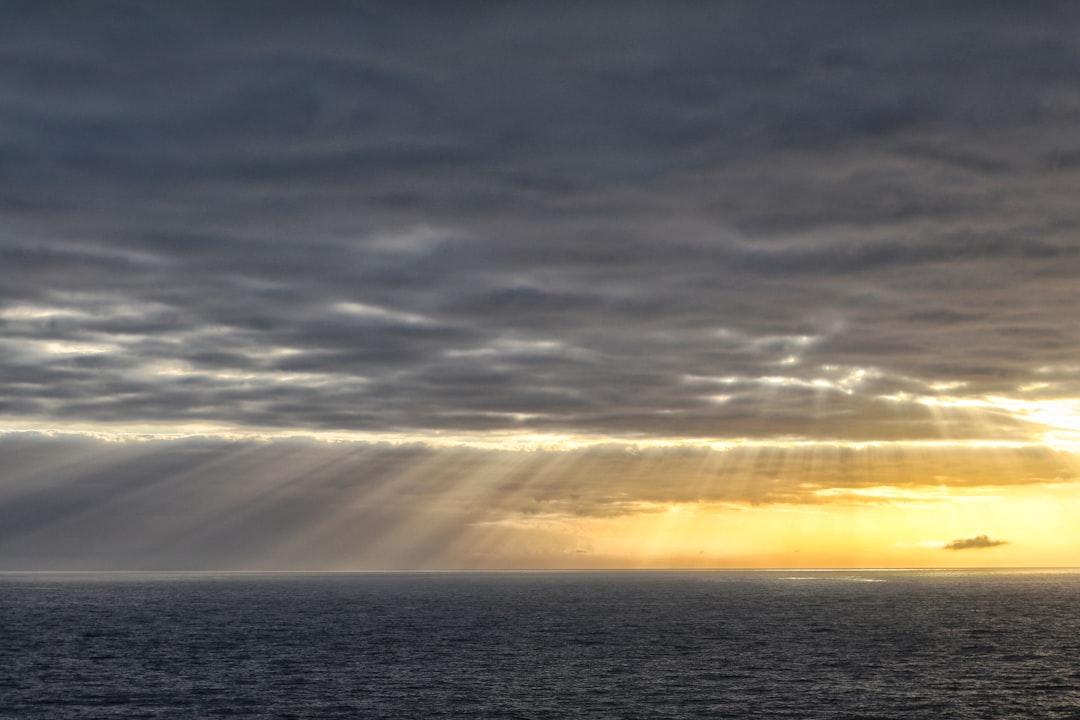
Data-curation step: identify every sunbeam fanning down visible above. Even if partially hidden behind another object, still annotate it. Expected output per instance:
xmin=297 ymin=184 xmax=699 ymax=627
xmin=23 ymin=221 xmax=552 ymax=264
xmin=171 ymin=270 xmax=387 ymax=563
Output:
xmin=2 ymin=432 xmax=1078 ymax=569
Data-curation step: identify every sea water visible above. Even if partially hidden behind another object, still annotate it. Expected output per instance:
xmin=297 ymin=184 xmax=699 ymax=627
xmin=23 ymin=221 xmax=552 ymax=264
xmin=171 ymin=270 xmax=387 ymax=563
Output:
xmin=2 ymin=569 xmax=1079 ymax=719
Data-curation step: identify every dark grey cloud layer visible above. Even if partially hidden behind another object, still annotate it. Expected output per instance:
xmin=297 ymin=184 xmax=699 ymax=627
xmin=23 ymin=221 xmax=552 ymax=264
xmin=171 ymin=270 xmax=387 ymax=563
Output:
xmin=3 ymin=2 xmax=1080 ymax=440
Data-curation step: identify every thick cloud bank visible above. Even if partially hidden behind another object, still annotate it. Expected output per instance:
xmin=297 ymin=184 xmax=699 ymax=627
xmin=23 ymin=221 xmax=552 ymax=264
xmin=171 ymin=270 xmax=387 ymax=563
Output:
xmin=3 ymin=2 xmax=1080 ymax=443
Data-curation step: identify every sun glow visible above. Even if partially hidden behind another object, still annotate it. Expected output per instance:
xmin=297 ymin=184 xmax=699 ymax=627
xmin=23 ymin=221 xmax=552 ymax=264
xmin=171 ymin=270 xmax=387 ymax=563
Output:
xmin=887 ymin=391 xmax=1080 ymax=452
xmin=469 ymin=478 xmax=1080 ymax=570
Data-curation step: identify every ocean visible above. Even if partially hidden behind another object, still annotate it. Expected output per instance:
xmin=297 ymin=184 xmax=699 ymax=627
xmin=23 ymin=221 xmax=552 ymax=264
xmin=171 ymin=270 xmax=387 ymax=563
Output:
xmin=2 ymin=569 xmax=1079 ymax=719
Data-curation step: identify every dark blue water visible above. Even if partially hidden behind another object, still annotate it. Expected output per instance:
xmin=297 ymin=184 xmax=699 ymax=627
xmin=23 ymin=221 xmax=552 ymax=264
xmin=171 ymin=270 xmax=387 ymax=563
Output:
xmin=2 ymin=570 xmax=1079 ymax=719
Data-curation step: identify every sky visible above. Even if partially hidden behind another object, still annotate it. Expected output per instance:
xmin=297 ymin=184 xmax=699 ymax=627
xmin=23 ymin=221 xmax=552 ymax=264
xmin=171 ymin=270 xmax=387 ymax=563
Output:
xmin=3 ymin=1 xmax=1080 ymax=570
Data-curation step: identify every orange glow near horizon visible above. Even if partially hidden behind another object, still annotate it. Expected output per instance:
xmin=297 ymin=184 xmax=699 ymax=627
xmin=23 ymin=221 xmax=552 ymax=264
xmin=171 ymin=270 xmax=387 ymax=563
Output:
xmin=450 ymin=480 xmax=1080 ymax=570
xmin=4 ymin=388 xmax=1080 ymax=571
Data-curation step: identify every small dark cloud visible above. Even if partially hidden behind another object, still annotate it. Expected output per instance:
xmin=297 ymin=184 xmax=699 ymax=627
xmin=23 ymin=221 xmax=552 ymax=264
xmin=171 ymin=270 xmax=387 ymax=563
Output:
xmin=943 ymin=535 xmax=1009 ymax=551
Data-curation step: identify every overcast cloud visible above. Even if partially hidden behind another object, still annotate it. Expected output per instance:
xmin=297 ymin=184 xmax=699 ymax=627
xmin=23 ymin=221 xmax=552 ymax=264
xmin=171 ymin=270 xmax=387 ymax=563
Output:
xmin=4 ymin=2 xmax=1080 ymax=443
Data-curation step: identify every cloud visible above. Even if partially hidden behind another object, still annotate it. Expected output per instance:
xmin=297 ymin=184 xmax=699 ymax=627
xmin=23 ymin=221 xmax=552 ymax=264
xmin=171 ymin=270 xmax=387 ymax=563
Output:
xmin=3 ymin=3 xmax=1080 ymax=446
xmin=943 ymin=535 xmax=1009 ymax=551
